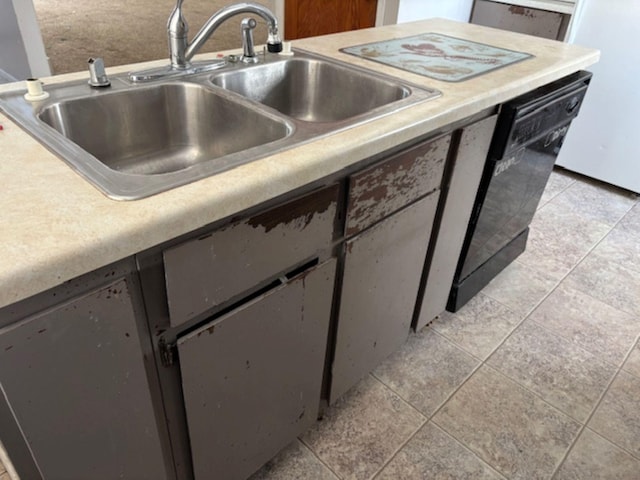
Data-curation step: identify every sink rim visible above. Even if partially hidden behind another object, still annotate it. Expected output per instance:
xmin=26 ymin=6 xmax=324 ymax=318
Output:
xmin=1 ymin=80 xmax=298 ymax=200
xmin=208 ymin=54 xmax=415 ymax=124
xmin=36 ymin=81 xmax=295 ymax=177
xmin=0 ymin=50 xmax=441 ymax=201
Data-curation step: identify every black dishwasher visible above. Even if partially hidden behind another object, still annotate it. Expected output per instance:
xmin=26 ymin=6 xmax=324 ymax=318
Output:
xmin=447 ymin=70 xmax=592 ymax=311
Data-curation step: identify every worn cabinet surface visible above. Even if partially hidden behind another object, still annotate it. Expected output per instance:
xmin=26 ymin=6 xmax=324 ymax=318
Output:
xmin=345 ymin=134 xmax=449 ymax=236
xmin=471 ymin=1 xmax=569 ymax=40
xmin=330 ymin=193 xmax=439 ymax=403
xmin=415 ymin=114 xmax=498 ymax=330
xmin=163 ymin=185 xmax=339 ymax=327
xmin=0 ymin=276 xmax=169 ymax=480
xmin=177 ymin=259 xmax=337 ymax=480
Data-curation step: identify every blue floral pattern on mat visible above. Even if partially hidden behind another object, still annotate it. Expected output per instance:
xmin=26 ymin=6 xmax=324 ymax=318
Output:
xmin=341 ymin=33 xmax=533 ymax=82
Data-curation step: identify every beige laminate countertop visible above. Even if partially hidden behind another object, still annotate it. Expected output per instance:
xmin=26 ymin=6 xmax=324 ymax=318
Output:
xmin=0 ymin=19 xmax=599 ymax=309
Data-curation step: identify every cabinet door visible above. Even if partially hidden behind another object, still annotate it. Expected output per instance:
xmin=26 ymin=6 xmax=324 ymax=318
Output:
xmin=285 ymin=0 xmax=377 ymax=40
xmin=331 ymin=193 xmax=439 ymax=403
xmin=471 ymin=1 xmax=566 ymax=40
xmin=177 ymin=259 xmax=336 ymax=480
xmin=415 ymin=114 xmax=498 ymax=330
xmin=0 ymin=278 xmax=169 ymax=480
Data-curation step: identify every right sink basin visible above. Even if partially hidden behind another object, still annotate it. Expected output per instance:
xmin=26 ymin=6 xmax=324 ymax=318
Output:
xmin=210 ymin=55 xmax=416 ymax=123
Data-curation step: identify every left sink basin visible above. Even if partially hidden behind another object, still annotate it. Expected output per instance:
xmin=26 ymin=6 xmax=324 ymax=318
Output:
xmin=0 ymin=80 xmax=292 ymax=200
xmin=39 ymin=83 xmax=290 ymax=175
xmin=0 ymin=51 xmax=440 ymax=200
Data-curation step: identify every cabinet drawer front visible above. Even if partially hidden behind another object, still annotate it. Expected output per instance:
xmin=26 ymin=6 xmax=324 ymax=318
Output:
xmin=177 ymin=258 xmax=336 ymax=480
xmin=345 ymin=134 xmax=450 ymax=236
xmin=331 ymin=192 xmax=440 ymax=403
xmin=163 ymin=185 xmax=339 ymax=327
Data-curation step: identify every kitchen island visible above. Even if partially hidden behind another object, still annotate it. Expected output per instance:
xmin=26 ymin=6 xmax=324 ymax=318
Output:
xmin=0 ymin=18 xmax=598 ymax=480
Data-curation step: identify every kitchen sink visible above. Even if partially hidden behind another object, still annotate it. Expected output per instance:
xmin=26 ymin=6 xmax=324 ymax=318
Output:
xmin=210 ymin=57 xmax=410 ymax=122
xmin=38 ymin=83 xmax=290 ymax=175
xmin=0 ymin=50 xmax=440 ymax=200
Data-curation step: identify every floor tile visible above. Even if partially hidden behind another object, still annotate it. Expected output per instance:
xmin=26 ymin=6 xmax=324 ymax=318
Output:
xmin=433 ymin=366 xmax=580 ymax=480
xmin=487 ymin=321 xmax=616 ymax=422
xmin=549 ymin=178 xmax=637 ymax=226
xmin=373 ymin=328 xmax=479 ymax=417
xmin=518 ymin=201 xmax=610 ymax=280
xmin=481 ymin=261 xmax=558 ymax=316
xmin=592 ymin=226 xmax=640 ymax=275
xmin=249 ymin=440 xmax=338 ymax=480
xmin=376 ymin=422 xmax=505 ymax=480
xmin=538 ymin=169 xmax=578 ymax=209
xmin=433 ymin=293 xmax=521 ymax=359
xmin=528 ymin=285 xmax=640 ymax=366
xmin=564 ymin=252 xmax=640 ymax=317
xmin=301 ymin=376 xmax=425 ymax=480
xmin=554 ymin=428 xmax=640 ymax=480
xmin=622 ymin=344 xmax=640 ymax=379
xmin=589 ymin=371 xmax=640 ymax=458
xmin=617 ymin=202 xmax=640 ymax=233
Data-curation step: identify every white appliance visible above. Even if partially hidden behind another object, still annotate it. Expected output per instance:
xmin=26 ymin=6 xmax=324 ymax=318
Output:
xmin=556 ymin=0 xmax=640 ymax=193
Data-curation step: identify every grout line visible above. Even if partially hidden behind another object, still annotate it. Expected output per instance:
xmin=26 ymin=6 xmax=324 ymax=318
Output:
xmin=431 ymin=422 xmax=509 ymax=479
xmin=527 ymin=316 xmax=639 ymax=371
xmin=367 ymin=416 xmax=428 ymax=480
xmin=366 ymin=371 xmax=430 ymax=479
xmin=297 ymin=437 xmax=343 ymax=479
xmin=549 ymin=366 xmax=631 ymax=478
xmin=581 ymin=427 xmax=640 ymax=464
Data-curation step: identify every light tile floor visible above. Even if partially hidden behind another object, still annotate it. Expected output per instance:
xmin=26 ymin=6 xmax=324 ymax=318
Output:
xmin=1 ymin=169 xmax=639 ymax=480
xmin=252 ymin=168 xmax=640 ymax=480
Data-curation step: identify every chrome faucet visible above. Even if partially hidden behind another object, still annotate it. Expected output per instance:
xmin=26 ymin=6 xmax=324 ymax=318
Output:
xmin=130 ymin=1 xmax=282 ymax=82
xmin=168 ymin=0 xmax=282 ymax=69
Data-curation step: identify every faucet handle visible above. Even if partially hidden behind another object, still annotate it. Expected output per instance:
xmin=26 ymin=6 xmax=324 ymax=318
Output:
xmin=88 ymin=58 xmax=111 ymax=88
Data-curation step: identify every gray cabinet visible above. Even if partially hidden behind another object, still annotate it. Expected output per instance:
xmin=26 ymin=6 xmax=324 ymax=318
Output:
xmin=177 ymin=259 xmax=336 ymax=480
xmin=471 ymin=1 xmax=571 ymax=41
xmin=163 ymin=185 xmax=339 ymax=327
xmin=415 ymin=114 xmax=498 ymax=330
xmin=330 ymin=194 xmax=439 ymax=402
xmin=329 ymin=134 xmax=450 ymax=403
xmin=0 ymin=273 xmax=169 ymax=480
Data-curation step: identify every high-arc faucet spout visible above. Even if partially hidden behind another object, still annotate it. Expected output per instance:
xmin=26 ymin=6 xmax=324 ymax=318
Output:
xmin=168 ymin=1 xmax=283 ymax=69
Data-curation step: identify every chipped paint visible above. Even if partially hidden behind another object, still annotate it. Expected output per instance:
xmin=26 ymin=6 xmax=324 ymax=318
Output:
xmin=345 ymin=135 xmax=450 ymax=236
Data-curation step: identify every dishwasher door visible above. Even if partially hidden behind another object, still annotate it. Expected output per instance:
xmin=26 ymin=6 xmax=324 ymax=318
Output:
xmin=448 ymin=71 xmax=591 ymax=311
xmin=458 ymin=121 xmax=572 ymax=281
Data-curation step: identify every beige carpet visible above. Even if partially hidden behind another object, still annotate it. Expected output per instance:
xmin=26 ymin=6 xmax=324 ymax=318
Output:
xmin=33 ymin=0 xmax=275 ymax=74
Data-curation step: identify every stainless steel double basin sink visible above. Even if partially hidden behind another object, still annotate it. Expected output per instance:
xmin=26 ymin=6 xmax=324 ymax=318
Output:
xmin=0 ymin=50 xmax=440 ymax=199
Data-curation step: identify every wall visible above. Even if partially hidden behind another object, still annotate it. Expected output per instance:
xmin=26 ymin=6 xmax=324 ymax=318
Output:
xmin=397 ymin=0 xmax=474 ymax=23
xmin=0 ymin=0 xmax=31 ymax=79
xmin=0 ymin=0 xmax=50 ymax=80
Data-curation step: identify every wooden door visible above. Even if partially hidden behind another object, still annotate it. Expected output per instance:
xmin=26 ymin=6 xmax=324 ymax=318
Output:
xmin=285 ymin=0 xmax=378 ymax=39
